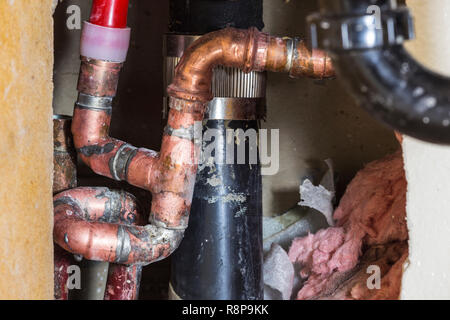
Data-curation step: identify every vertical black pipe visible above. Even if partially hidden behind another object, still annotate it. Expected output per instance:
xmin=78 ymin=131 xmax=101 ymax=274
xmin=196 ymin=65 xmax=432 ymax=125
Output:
xmin=170 ymin=0 xmax=264 ymax=33
xmin=167 ymin=0 xmax=265 ymax=300
xmin=171 ymin=120 xmax=263 ymax=300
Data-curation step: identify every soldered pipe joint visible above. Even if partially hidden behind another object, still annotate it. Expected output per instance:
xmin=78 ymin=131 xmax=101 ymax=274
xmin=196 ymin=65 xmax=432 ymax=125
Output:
xmin=167 ymin=27 xmax=334 ymax=104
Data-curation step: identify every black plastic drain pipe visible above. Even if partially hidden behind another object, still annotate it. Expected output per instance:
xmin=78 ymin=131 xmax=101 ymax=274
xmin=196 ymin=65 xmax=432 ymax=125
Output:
xmin=165 ymin=0 xmax=265 ymax=300
xmin=171 ymin=121 xmax=263 ymax=300
xmin=309 ymin=0 xmax=450 ymax=144
xmin=169 ymin=0 xmax=264 ymax=34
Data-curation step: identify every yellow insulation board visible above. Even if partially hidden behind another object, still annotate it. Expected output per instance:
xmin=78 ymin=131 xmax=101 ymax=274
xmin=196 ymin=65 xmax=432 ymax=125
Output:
xmin=0 ymin=0 xmax=54 ymax=299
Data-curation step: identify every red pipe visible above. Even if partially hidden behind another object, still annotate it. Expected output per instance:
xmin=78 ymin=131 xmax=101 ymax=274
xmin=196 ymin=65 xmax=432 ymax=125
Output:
xmin=89 ymin=0 xmax=129 ymax=28
xmin=105 ymin=264 xmax=142 ymax=300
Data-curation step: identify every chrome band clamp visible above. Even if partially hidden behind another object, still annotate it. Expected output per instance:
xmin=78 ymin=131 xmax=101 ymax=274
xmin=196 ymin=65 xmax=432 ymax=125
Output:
xmin=76 ymin=93 xmax=113 ymax=111
xmin=308 ymin=6 xmax=415 ymax=51
xmin=284 ymin=38 xmax=295 ymax=73
xmin=207 ymin=98 xmax=266 ymax=121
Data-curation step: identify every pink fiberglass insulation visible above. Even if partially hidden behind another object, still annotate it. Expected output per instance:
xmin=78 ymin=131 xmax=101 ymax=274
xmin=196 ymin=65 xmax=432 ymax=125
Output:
xmin=289 ymin=150 xmax=408 ymax=300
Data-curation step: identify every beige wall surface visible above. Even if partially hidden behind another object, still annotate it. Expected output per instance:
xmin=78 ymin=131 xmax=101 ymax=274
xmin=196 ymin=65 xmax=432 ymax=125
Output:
xmin=0 ymin=0 xmax=54 ymax=299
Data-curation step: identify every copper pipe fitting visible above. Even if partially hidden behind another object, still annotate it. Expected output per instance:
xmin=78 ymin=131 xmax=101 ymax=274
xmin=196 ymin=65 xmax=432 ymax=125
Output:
xmin=104 ymin=264 xmax=142 ymax=300
xmin=54 ymin=115 xmax=143 ymax=299
xmin=53 ymin=115 xmax=77 ymax=194
xmin=53 ymin=186 xmax=144 ymax=297
xmin=54 ymin=187 xmax=143 ymax=225
xmin=72 ymin=99 xmax=198 ymax=229
xmin=72 ymin=105 xmax=133 ymax=180
xmin=54 ymin=187 xmax=183 ymax=264
xmin=53 ymin=115 xmax=78 ymax=300
xmin=167 ymin=28 xmax=267 ymax=102
xmin=265 ymin=36 xmax=335 ymax=79
xmin=78 ymin=57 xmax=123 ymax=97
xmin=167 ymin=27 xmax=335 ymax=103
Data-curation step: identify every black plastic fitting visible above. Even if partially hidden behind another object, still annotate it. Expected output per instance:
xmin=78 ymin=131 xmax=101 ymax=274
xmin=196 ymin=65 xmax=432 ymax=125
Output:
xmin=311 ymin=0 xmax=450 ymax=144
xmin=169 ymin=0 xmax=264 ymax=33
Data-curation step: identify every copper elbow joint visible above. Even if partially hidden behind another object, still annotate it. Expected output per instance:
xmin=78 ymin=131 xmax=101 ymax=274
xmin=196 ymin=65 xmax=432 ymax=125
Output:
xmin=168 ymin=27 xmax=335 ymax=103
xmin=167 ymin=27 xmax=269 ymax=103
xmin=53 ymin=187 xmax=184 ymax=264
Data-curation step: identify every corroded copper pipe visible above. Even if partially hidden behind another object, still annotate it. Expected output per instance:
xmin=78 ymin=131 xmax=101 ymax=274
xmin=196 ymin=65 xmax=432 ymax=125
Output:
xmin=104 ymin=264 xmax=142 ymax=300
xmin=54 ymin=187 xmax=183 ymax=264
xmin=72 ymin=105 xmax=131 ymax=180
xmin=53 ymin=115 xmax=77 ymax=194
xmin=72 ymin=100 xmax=200 ymax=229
xmin=53 ymin=115 xmax=78 ymax=300
xmin=53 ymin=116 xmax=143 ymax=299
xmin=54 ymin=187 xmax=145 ymax=299
xmin=54 ymin=245 xmax=75 ymax=300
xmin=54 ymin=187 xmax=143 ymax=225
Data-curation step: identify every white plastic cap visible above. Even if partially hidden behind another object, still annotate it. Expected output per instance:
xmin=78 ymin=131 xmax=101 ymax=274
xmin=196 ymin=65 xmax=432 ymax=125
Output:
xmin=80 ymin=21 xmax=131 ymax=62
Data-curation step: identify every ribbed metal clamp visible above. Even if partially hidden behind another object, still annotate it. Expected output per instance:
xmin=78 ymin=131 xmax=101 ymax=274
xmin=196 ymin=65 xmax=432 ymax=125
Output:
xmin=208 ymin=65 xmax=266 ymax=120
xmin=308 ymin=6 xmax=415 ymax=51
xmin=163 ymin=34 xmax=267 ymax=120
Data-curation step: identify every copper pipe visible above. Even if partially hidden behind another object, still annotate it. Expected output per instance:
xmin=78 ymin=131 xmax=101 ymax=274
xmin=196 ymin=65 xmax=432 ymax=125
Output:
xmin=53 ymin=115 xmax=78 ymax=300
xmin=168 ymin=27 xmax=335 ymax=103
xmin=54 ymin=245 xmax=75 ymax=300
xmin=53 ymin=116 xmax=142 ymax=298
xmin=72 ymin=100 xmax=200 ymax=229
xmin=104 ymin=264 xmax=142 ymax=300
xmin=70 ymin=27 xmax=334 ymax=264
xmin=54 ymin=187 xmax=143 ymax=225
xmin=72 ymin=104 xmax=132 ymax=180
xmin=53 ymin=116 xmax=143 ymax=299
xmin=78 ymin=57 xmax=122 ymax=97
xmin=54 ymin=187 xmax=183 ymax=264
xmin=54 ymin=187 xmax=145 ymax=299
xmin=265 ymin=36 xmax=334 ymax=78
xmin=53 ymin=115 xmax=77 ymax=194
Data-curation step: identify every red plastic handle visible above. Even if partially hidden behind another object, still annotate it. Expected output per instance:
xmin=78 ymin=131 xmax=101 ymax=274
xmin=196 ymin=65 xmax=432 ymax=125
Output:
xmin=89 ymin=0 xmax=129 ymax=28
